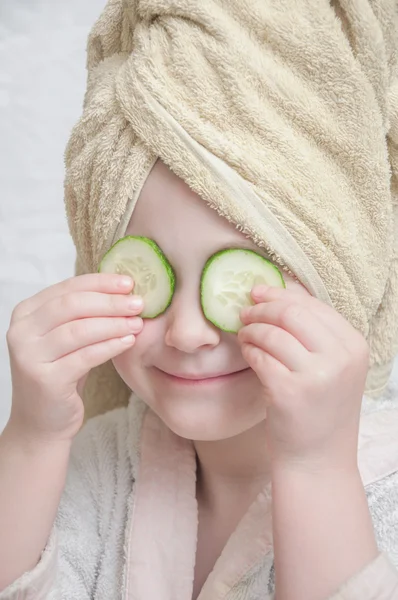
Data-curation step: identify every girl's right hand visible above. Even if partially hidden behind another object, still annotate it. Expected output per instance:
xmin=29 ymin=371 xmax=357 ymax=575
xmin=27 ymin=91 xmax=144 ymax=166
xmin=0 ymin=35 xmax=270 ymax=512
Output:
xmin=5 ymin=273 xmax=143 ymax=443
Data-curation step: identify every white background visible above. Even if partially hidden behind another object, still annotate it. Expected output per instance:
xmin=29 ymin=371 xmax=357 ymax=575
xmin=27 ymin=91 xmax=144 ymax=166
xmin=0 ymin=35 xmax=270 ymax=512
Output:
xmin=0 ymin=0 xmax=105 ymax=431
xmin=0 ymin=0 xmax=397 ymax=433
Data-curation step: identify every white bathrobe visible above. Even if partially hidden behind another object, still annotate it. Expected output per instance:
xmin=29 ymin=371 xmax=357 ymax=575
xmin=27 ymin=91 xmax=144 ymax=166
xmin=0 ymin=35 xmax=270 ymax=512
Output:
xmin=2 ymin=384 xmax=398 ymax=600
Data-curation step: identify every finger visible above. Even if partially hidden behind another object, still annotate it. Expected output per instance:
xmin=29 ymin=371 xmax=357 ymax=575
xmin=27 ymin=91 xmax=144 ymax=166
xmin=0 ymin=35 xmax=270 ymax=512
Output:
xmin=240 ymin=300 xmax=339 ymax=354
xmin=238 ymin=322 xmax=310 ymax=371
xmin=27 ymin=291 xmax=144 ymax=336
xmin=11 ymin=273 xmax=135 ymax=322
xmin=241 ymin=342 xmax=290 ymax=387
xmin=251 ymin=285 xmax=355 ymax=347
xmin=41 ymin=316 xmax=144 ymax=362
xmin=56 ymin=334 xmax=137 ymax=383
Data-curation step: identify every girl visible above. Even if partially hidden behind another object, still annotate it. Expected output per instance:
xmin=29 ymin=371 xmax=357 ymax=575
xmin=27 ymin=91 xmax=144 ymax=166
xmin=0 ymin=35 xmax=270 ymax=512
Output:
xmin=1 ymin=1 xmax=398 ymax=599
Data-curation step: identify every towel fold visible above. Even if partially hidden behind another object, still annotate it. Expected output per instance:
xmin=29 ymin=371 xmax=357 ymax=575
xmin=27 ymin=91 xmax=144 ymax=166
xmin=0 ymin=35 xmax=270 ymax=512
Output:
xmin=64 ymin=0 xmax=398 ymax=421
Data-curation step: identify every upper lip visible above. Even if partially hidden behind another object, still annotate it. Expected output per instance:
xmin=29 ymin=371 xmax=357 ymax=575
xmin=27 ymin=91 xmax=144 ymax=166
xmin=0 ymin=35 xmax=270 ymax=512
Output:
xmin=159 ymin=368 xmax=249 ymax=380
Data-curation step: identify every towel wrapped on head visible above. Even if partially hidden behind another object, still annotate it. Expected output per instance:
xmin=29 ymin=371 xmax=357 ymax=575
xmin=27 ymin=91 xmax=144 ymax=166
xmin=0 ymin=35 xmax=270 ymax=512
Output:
xmin=64 ymin=0 xmax=398 ymax=422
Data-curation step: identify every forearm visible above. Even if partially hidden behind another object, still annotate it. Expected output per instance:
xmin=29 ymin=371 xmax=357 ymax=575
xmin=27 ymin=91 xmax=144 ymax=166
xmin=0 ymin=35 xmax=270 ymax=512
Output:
xmin=0 ymin=422 xmax=71 ymax=591
xmin=271 ymin=464 xmax=379 ymax=600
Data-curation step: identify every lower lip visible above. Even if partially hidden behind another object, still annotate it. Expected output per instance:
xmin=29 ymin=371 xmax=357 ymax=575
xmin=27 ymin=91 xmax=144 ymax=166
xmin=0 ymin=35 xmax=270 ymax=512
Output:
xmin=156 ymin=368 xmax=251 ymax=387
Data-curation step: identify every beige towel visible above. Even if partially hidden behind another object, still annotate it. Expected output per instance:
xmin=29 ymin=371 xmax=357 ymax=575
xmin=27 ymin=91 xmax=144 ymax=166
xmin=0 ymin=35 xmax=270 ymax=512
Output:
xmin=64 ymin=0 xmax=398 ymax=422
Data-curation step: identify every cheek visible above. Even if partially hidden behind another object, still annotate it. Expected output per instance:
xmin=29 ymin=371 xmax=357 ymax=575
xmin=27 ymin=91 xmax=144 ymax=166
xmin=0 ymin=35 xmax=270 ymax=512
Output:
xmin=112 ymin=319 xmax=163 ymax=383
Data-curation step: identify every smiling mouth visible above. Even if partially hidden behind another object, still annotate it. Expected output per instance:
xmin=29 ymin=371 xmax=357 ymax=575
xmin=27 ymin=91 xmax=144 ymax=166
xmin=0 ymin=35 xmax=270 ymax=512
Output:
xmin=156 ymin=367 xmax=251 ymax=384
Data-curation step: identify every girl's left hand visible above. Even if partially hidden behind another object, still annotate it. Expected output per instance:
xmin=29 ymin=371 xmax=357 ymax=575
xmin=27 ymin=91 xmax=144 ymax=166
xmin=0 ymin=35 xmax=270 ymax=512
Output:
xmin=238 ymin=284 xmax=370 ymax=472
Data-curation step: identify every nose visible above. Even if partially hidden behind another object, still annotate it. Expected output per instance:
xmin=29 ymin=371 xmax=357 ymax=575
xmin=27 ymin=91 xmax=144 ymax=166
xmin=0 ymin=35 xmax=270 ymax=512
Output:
xmin=164 ymin=286 xmax=220 ymax=353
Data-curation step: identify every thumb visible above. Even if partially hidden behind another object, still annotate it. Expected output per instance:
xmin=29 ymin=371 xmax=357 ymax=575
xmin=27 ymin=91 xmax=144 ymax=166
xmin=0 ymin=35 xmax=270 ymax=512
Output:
xmin=77 ymin=372 xmax=89 ymax=398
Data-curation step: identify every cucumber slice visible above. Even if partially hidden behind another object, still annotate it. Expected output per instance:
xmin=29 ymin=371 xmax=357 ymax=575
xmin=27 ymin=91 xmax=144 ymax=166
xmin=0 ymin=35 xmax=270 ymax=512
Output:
xmin=200 ymin=248 xmax=285 ymax=333
xmin=98 ymin=236 xmax=175 ymax=318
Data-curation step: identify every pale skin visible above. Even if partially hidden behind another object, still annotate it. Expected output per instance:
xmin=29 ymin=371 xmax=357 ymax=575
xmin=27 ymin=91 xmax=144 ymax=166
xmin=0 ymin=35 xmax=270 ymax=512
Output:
xmin=0 ymin=159 xmax=378 ymax=599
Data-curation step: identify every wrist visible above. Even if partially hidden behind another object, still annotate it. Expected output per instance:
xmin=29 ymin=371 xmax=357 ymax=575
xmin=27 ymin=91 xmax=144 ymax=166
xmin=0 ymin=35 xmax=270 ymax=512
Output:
xmin=271 ymin=461 xmax=364 ymax=499
xmin=270 ymin=449 xmax=359 ymax=479
xmin=271 ymin=458 xmax=378 ymax=600
xmin=1 ymin=419 xmax=73 ymax=458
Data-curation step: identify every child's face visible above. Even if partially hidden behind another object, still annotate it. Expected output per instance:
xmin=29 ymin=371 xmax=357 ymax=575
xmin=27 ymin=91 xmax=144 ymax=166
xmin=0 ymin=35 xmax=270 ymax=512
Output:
xmin=112 ymin=160 xmax=311 ymax=441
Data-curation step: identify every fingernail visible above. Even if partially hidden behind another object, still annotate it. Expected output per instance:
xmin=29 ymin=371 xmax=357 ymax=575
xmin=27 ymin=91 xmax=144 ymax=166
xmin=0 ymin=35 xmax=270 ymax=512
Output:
xmin=240 ymin=306 xmax=250 ymax=319
xmin=128 ymin=296 xmax=143 ymax=310
xmin=120 ymin=334 xmax=135 ymax=344
xmin=252 ymin=285 xmax=269 ymax=297
xmin=118 ymin=276 xmax=133 ymax=288
xmin=128 ymin=317 xmax=143 ymax=331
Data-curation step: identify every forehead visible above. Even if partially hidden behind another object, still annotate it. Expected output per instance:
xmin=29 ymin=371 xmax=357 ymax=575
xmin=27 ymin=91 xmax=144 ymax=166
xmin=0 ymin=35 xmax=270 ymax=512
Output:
xmin=126 ymin=159 xmax=260 ymax=258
